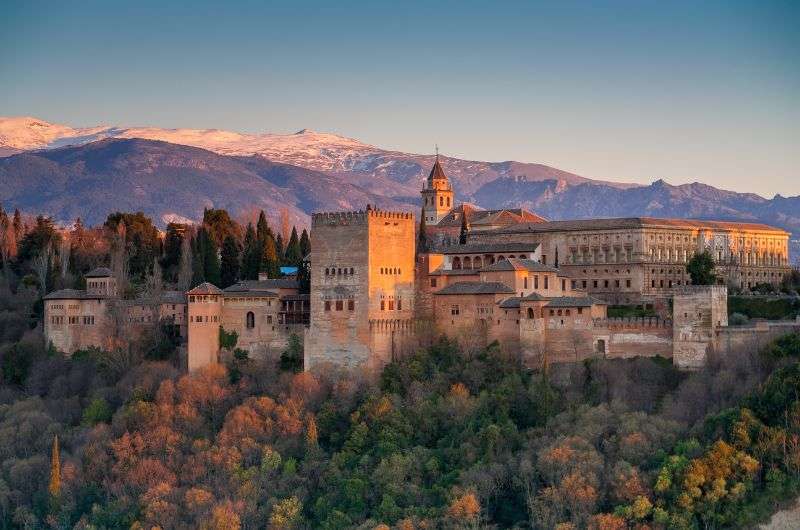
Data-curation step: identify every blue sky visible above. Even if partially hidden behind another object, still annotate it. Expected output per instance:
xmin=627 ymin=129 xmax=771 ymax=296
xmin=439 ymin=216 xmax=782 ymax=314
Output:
xmin=1 ymin=0 xmax=798 ymax=196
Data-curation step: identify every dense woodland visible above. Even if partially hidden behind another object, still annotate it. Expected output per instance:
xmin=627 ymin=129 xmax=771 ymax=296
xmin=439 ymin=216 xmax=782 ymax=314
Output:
xmin=1 ymin=206 xmax=800 ymax=528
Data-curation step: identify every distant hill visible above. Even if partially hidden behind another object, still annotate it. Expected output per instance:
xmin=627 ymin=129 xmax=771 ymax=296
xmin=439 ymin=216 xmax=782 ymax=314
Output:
xmin=0 ymin=138 xmax=411 ymax=228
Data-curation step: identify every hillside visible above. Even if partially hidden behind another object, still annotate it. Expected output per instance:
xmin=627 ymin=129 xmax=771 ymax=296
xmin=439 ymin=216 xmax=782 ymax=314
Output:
xmin=0 ymin=138 xmax=411 ymax=227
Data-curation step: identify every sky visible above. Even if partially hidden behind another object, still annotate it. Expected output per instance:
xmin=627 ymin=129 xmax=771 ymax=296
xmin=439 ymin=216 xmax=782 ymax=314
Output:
xmin=1 ymin=0 xmax=798 ymax=197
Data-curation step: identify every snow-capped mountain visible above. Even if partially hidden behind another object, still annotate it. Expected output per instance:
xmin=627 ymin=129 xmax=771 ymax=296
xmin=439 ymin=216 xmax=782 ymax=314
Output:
xmin=0 ymin=116 xmax=617 ymax=197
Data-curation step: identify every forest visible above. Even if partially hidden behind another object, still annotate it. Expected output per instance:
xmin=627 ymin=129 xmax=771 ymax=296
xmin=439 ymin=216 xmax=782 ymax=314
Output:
xmin=1 ymin=206 xmax=800 ymax=528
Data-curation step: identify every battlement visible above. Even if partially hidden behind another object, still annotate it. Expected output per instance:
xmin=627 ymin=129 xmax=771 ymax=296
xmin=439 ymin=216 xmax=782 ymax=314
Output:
xmin=672 ymin=285 xmax=728 ymax=296
xmin=312 ymin=207 xmax=414 ymax=227
xmin=594 ymin=317 xmax=672 ymax=329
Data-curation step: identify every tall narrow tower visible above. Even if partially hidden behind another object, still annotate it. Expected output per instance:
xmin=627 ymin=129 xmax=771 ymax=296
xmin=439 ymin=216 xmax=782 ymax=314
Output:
xmin=420 ymin=154 xmax=454 ymax=225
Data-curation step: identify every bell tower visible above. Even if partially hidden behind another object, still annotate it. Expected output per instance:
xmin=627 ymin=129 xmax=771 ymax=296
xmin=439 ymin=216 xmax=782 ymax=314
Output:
xmin=420 ymin=151 xmax=454 ymax=225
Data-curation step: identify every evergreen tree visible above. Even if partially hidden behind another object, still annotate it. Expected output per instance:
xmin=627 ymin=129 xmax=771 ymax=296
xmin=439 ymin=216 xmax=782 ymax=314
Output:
xmin=687 ymin=250 xmax=717 ymax=285
xmin=190 ymin=234 xmax=205 ymax=287
xmin=459 ymin=212 xmax=469 ymax=244
xmin=12 ymin=208 xmax=22 ymax=242
xmin=161 ymin=223 xmax=185 ymax=281
xmin=276 ymin=233 xmax=285 ymax=264
xmin=285 ymin=226 xmax=302 ymax=265
xmin=261 ymin=234 xmax=280 ymax=278
xmin=241 ymin=223 xmax=262 ymax=280
xmin=256 ymin=210 xmax=272 ymax=244
xmin=220 ymin=235 xmax=241 ymax=288
xmin=297 ymin=258 xmax=311 ymax=294
xmin=177 ymin=229 xmax=193 ymax=290
xmin=49 ymin=434 xmax=61 ymax=498
xmin=199 ymin=227 xmax=221 ymax=286
xmin=299 ymin=228 xmax=310 ymax=259
xmin=418 ymin=216 xmax=429 ymax=253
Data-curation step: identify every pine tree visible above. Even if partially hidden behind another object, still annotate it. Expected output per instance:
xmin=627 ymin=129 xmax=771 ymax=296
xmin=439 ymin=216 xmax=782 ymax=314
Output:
xmin=12 ymin=208 xmax=22 ymax=242
xmin=220 ymin=235 xmax=241 ymax=288
xmin=459 ymin=212 xmax=469 ymax=245
xmin=285 ymin=226 xmax=302 ymax=265
xmin=49 ymin=434 xmax=61 ymax=498
xmin=299 ymin=228 xmax=310 ymax=259
xmin=418 ymin=215 xmax=429 ymax=253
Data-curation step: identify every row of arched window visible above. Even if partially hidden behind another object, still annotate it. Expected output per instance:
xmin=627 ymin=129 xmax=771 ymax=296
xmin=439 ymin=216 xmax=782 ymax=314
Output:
xmin=380 ymin=267 xmax=401 ymax=275
xmin=325 ymin=267 xmax=354 ymax=276
xmin=424 ymin=196 xmax=451 ymax=207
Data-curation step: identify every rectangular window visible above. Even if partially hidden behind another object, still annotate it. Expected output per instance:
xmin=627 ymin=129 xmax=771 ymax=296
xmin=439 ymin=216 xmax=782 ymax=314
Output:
xmin=430 ymin=278 xmax=437 ymax=287
xmin=388 ymin=300 xmax=394 ymax=310
xmin=267 ymin=315 xmax=273 ymax=323
xmin=524 ymin=277 xmax=528 ymax=289
xmin=593 ymin=280 xmax=598 ymax=288
xmin=381 ymin=300 xmax=385 ymax=310
xmin=582 ymin=280 xmax=587 ymax=288
xmin=626 ymin=279 xmax=631 ymax=288
xmin=397 ymin=299 xmax=402 ymax=310
xmin=561 ymin=279 xmax=566 ymax=291
xmin=451 ymin=305 xmax=460 ymax=316
xmin=348 ymin=300 xmax=354 ymax=311
xmin=324 ymin=301 xmax=331 ymax=311
xmin=542 ymin=255 xmax=547 ymax=265
xmin=335 ymin=300 xmax=343 ymax=311
xmin=534 ymin=276 xmax=539 ymax=289
xmin=577 ymin=307 xmax=583 ymax=315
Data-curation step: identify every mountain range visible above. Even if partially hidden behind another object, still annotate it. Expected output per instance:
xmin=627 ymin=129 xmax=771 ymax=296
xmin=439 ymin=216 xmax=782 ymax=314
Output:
xmin=0 ymin=116 xmax=798 ymax=257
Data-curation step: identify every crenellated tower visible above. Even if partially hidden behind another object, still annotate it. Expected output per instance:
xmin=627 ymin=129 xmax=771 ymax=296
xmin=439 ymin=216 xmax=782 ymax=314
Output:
xmin=420 ymin=154 xmax=454 ymax=225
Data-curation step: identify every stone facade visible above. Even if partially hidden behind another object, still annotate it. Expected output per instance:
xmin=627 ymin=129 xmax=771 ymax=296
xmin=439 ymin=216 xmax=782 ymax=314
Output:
xmin=467 ymin=218 xmax=791 ymax=304
xmin=304 ymin=207 xmax=416 ymax=372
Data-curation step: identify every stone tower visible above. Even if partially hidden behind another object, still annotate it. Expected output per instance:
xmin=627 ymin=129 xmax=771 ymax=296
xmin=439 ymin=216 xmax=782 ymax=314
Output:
xmin=672 ymin=285 xmax=728 ymax=369
xmin=305 ymin=207 xmax=416 ymax=372
xmin=420 ymin=156 xmax=454 ymax=225
xmin=186 ymin=282 xmax=223 ymax=371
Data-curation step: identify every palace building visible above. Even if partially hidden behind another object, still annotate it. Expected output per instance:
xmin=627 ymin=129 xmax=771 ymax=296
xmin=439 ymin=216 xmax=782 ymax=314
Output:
xmin=43 ymin=158 xmax=795 ymax=375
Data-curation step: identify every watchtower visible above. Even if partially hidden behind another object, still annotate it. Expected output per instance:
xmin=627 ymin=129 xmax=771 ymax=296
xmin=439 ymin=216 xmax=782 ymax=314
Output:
xmin=305 ymin=207 xmax=416 ymax=372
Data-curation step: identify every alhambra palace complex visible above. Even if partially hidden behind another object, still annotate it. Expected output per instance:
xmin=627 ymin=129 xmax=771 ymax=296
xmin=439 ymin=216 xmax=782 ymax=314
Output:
xmin=44 ymin=158 xmax=798 ymax=372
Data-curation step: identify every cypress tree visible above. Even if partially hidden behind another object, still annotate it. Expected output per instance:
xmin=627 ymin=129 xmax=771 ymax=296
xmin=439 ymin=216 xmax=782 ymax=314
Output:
xmin=459 ymin=212 xmax=469 ymax=244
xmin=285 ymin=226 xmax=301 ymax=265
xmin=49 ymin=434 xmax=61 ymax=498
xmin=220 ymin=235 xmax=241 ymax=288
xmin=418 ymin=215 xmax=428 ymax=253
xmin=241 ymin=223 xmax=261 ymax=280
xmin=299 ymin=228 xmax=310 ymax=259
xmin=200 ymin=228 xmax=221 ymax=286
xmin=276 ymin=233 xmax=285 ymax=264
xmin=256 ymin=210 xmax=271 ymax=244
xmin=190 ymin=233 xmax=206 ymax=287
xmin=261 ymin=234 xmax=279 ymax=278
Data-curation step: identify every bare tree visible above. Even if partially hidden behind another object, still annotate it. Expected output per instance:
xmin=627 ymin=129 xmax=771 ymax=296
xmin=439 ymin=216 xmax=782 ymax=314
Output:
xmin=33 ymin=245 xmax=53 ymax=294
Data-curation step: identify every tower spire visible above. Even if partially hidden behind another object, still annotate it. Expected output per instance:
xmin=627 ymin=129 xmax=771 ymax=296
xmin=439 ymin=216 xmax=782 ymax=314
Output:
xmin=435 ymin=144 xmax=439 ymax=161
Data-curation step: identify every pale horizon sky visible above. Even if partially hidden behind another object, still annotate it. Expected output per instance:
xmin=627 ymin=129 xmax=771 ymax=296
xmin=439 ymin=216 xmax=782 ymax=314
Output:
xmin=1 ymin=0 xmax=798 ymax=198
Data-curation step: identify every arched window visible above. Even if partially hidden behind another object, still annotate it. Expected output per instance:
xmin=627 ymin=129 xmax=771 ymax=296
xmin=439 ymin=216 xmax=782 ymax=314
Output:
xmin=463 ymin=256 xmax=472 ymax=269
xmin=447 ymin=197 xmax=450 ymax=207
xmin=325 ymin=268 xmax=329 ymax=275
xmin=453 ymin=257 xmax=462 ymax=270
xmin=350 ymin=267 xmax=354 ymax=274
xmin=473 ymin=257 xmax=482 ymax=268
xmin=246 ymin=311 xmax=255 ymax=329
xmin=439 ymin=196 xmax=444 ymax=206
xmin=527 ymin=307 xmax=535 ymax=319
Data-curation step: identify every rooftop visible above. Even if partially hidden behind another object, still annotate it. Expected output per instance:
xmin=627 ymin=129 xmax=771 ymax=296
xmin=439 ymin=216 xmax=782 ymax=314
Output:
xmin=429 ymin=268 xmax=481 ymax=276
xmin=85 ymin=267 xmax=113 ymax=278
xmin=545 ymin=296 xmax=608 ymax=308
xmin=44 ymin=289 xmax=107 ymax=301
xmin=187 ymin=282 xmax=223 ymax=295
xmin=482 ymin=258 xmax=558 ymax=273
xmin=435 ymin=203 xmax=547 ymax=229
xmin=434 ymin=281 xmax=515 ymax=295
xmin=434 ymin=241 xmax=540 ymax=255
xmin=494 ymin=217 xmax=788 ymax=235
